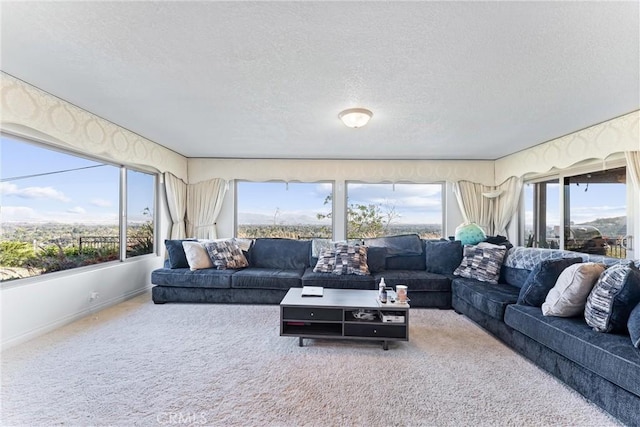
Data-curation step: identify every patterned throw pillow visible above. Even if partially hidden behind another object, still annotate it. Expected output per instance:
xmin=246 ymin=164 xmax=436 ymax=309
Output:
xmin=333 ymin=244 xmax=370 ymax=276
xmin=205 ymin=240 xmax=249 ymax=270
xmin=453 ymin=242 xmax=507 ymax=284
xmin=585 ymin=263 xmax=640 ymax=333
xmin=313 ymin=247 xmax=336 ymax=273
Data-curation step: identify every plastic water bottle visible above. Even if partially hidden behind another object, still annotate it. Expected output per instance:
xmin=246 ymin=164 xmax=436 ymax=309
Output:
xmin=379 ymin=278 xmax=387 ymax=303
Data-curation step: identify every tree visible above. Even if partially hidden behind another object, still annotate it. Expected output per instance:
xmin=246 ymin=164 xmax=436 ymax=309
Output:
xmin=317 ymin=194 xmax=400 ymax=238
xmin=0 ymin=241 xmax=35 ymax=267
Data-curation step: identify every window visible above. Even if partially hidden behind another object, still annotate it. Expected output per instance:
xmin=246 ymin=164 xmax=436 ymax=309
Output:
xmin=126 ymin=169 xmax=155 ymax=258
xmin=236 ymin=181 xmax=333 ymax=239
xmin=0 ymin=134 xmax=156 ymax=282
xmin=523 ymin=167 xmax=627 ymax=258
xmin=523 ymin=179 xmax=560 ymax=249
xmin=345 ymin=183 xmax=443 ymax=239
xmin=563 ymin=167 xmax=626 ymax=258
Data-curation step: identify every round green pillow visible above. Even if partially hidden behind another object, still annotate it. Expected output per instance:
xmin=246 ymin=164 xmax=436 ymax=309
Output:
xmin=455 ymin=223 xmax=487 ymax=246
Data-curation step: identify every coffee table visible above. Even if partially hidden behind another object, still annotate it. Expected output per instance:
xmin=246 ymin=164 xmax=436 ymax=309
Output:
xmin=280 ymin=288 xmax=409 ymax=350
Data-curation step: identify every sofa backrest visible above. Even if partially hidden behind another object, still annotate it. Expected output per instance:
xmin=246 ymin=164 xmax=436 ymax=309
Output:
xmin=249 ymin=238 xmax=311 ymax=270
xmin=500 ymin=247 xmax=626 ymax=288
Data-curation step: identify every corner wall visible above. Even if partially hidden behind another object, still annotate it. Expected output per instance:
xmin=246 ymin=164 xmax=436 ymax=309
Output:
xmin=1 ymin=75 xmax=182 ymax=349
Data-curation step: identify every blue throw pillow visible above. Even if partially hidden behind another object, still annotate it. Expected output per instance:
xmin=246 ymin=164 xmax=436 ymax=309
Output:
xmin=425 ymin=240 xmax=463 ymax=275
xmin=629 ymin=303 xmax=640 ymax=349
xmin=517 ymin=258 xmax=582 ymax=307
xmin=164 ymin=239 xmax=195 ymax=269
xmin=585 ymin=263 xmax=640 ymax=333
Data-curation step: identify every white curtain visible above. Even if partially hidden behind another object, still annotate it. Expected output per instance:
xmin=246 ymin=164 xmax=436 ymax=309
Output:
xmin=186 ymin=178 xmax=227 ymax=239
xmin=493 ymin=176 xmax=523 ymax=238
xmin=163 ymin=172 xmax=188 ymax=239
xmin=453 ymin=181 xmax=493 ymax=234
xmin=626 ymin=151 xmax=640 ymax=192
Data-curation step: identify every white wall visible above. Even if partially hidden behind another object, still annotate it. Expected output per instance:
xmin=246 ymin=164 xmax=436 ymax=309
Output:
xmin=0 ymin=75 xmax=180 ymax=350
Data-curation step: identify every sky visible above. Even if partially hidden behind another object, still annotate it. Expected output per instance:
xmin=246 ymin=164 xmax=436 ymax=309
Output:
xmin=1 ymin=136 xmax=154 ymax=224
xmin=237 ymin=181 xmax=444 ymax=225
xmin=523 ymin=182 xmax=627 ymax=230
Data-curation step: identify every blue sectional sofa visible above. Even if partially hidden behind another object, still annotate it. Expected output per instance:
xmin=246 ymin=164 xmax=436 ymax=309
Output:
xmin=151 ymin=235 xmax=458 ymax=308
xmin=151 ymin=237 xmax=640 ymax=425
xmin=451 ymin=247 xmax=640 ymax=426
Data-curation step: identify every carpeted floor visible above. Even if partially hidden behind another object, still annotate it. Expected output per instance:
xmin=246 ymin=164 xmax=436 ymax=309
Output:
xmin=1 ymin=293 xmax=620 ymax=426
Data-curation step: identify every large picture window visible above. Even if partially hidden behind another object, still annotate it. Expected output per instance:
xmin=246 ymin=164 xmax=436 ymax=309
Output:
xmin=524 ymin=167 xmax=627 ymax=258
xmin=345 ymin=183 xmax=443 ymax=239
xmin=236 ymin=181 xmax=333 ymax=239
xmin=0 ymin=134 xmax=156 ymax=282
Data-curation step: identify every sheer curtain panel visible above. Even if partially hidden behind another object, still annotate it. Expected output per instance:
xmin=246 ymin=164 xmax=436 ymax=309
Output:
xmin=186 ymin=178 xmax=227 ymax=239
xmin=493 ymin=176 xmax=523 ymax=238
xmin=453 ymin=181 xmax=493 ymax=234
xmin=164 ymin=172 xmax=188 ymax=239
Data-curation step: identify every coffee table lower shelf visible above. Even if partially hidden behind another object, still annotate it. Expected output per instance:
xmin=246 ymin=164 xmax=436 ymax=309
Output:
xmin=280 ymin=288 xmax=409 ymax=351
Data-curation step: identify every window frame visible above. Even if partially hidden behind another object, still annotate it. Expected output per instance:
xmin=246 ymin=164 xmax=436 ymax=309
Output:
xmin=520 ymin=157 xmax=629 ymax=257
xmin=0 ymin=132 xmax=158 ymax=285
xmin=344 ymin=180 xmax=446 ymax=240
xmin=234 ymin=180 xmax=335 ymax=239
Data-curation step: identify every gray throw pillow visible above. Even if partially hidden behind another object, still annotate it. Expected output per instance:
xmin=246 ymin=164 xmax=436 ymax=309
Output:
xmin=517 ymin=258 xmax=582 ymax=307
xmin=313 ymin=247 xmax=336 ymax=273
xmin=453 ymin=242 xmax=507 ymax=285
xmin=585 ymin=263 xmax=640 ymax=333
xmin=333 ymin=244 xmax=369 ymax=276
xmin=205 ymin=240 xmax=249 ymax=270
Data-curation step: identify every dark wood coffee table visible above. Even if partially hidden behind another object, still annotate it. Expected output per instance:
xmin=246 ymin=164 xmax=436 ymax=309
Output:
xmin=280 ymin=288 xmax=409 ymax=350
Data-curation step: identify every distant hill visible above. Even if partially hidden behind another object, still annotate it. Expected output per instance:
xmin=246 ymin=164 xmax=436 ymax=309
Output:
xmin=576 ymin=216 xmax=626 ymax=238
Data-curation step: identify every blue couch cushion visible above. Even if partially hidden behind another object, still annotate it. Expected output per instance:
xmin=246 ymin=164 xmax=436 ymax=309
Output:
xmin=386 ymin=254 xmax=426 ymax=271
xmin=164 ymin=239 xmax=196 ymax=269
xmin=249 ymin=238 xmax=311 ymax=270
xmin=517 ymin=258 xmax=582 ymax=307
xmin=302 ymin=268 xmax=376 ymax=289
xmin=629 ymin=303 xmax=640 ymax=349
xmin=151 ymin=267 xmax=233 ymax=289
xmin=373 ymin=271 xmax=451 ymax=292
xmin=231 ymin=268 xmax=304 ymax=290
xmin=505 ymin=304 xmax=640 ymax=398
xmin=425 ymin=240 xmax=463 ymax=275
xmin=363 ymin=234 xmax=423 ymax=256
xmin=366 ymin=246 xmax=387 ymax=273
xmin=500 ymin=266 xmax=531 ymax=289
xmin=585 ymin=263 xmax=640 ymax=333
xmin=452 ymin=277 xmax=520 ymax=320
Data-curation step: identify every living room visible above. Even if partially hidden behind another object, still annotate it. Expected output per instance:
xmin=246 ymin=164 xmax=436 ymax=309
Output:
xmin=1 ymin=1 xmax=639 ymax=425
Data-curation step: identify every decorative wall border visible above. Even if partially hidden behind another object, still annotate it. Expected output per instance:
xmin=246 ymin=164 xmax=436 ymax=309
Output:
xmin=1 ymin=73 xmax=188 ymax=181
xmin=495 ymin=111 xmax=640 ymax=184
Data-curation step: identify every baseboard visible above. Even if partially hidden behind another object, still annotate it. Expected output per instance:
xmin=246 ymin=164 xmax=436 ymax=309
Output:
xmin=1 ymin=285 xmax=152 ymax=351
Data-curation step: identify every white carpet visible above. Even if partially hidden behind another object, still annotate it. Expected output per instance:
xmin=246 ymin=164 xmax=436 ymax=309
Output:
xmin=1 ymin=293 xmax=620 ymax=426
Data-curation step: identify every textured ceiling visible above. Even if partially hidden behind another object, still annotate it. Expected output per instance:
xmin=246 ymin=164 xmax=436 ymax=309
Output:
xmin=1 ymin=1 xmax=638 ymax=160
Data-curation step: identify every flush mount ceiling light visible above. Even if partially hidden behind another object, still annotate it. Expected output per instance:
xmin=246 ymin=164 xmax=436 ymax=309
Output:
xmin=338 ymin=108 xmax=373 ymax=128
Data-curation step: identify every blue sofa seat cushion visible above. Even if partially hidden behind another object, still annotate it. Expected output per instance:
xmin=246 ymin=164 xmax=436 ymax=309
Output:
xmin=231 ymin=268 xmax=304 ymax=290
xmin=452 ymin=278 xmax=520 ymax=320
xmin=373 ymin=271 xmax=451 ymax=292
xmin=151 ymin=267 xmax=233 ymax=289
xmin=301 ymin=268 xmax=376 ymax=289
xmin=249 ymin=238 xmax=311 ymax=270
xmin=504 ymin=304 xmax=640 ymax=398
